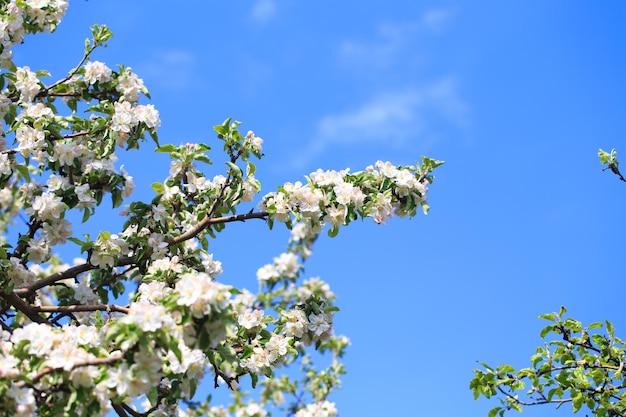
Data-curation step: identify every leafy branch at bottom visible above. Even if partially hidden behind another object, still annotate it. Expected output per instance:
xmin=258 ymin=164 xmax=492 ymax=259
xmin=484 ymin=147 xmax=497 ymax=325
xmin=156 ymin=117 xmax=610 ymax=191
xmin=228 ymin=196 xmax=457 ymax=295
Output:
xmin=470 ymin=306 xmax=626 ymax=417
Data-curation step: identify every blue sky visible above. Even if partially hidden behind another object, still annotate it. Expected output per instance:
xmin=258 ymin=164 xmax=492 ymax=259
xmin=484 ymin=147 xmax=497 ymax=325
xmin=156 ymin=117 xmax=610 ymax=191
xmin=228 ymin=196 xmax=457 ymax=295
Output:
xmin=13 ymin=1 xmax=626 ymax=416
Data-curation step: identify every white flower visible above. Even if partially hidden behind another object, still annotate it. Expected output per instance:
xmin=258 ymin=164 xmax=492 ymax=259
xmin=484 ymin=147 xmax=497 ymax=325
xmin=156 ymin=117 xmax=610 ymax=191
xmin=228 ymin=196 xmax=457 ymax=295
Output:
xmin=307 ymin=313 xmax=332 ymax=338
xmin=27 ymin=192 xmax=66 ymax=221
xmin=134 ymin=104 xmax=160 ymax=128
xmin=265 ymin=334 xmax=290 ymax=362
xmin=0 ymin=153 xmax=11 ymax=176
xmin=281 ymin=309 xmax=308 ymax=338
xmin=83 ymin=60 xmax=112 ymax=84
xmin=41 ymin=218 xmax=72 ymax=245
xmin=16 ymin=125 xmax=45 ymax=156
xmin=122 ymin=301 xmax=174 ymax=332
xmin=238 ymin=309 xmax=265 ymax=330
xmin=14 ymin=66 xmax=40 ymax=103
xmin=111 ymin=100 xmax=137 ymax=133
xmin=116 ymin=67 xmax=145 ymax=102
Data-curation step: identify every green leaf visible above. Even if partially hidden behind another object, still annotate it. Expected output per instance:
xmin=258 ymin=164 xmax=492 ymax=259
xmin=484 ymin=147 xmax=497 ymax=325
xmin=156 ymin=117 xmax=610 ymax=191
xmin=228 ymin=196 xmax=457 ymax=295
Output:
xmin=572 ymin=392 xmax=584 ymax=412
xmin=488 ymin=407 xmax=503 ymax=417
xmin=147 ymin=386 xmax=158 ymax=406
xmin=251 ymin=372 xmax=258 ymax=388
xmin=606 ymin=320 xmax=615 ymax=338
xmin=226 ymin=161 xmax=243 ymax=178
xmin=538 ymin=313 xmax=555 ymax=321
xmin=14 ymin=164 xmax=30 ymax=182
xmin=151 ymin=182 xmax=165 ymax=194
xmin=155 ymin=144 xmax=177 ymax=153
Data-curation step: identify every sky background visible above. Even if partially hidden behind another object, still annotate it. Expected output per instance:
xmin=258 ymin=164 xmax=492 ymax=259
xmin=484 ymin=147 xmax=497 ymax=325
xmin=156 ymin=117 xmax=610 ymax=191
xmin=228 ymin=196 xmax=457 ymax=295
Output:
xmin=11 ymin=1 xmax=626 ymax=416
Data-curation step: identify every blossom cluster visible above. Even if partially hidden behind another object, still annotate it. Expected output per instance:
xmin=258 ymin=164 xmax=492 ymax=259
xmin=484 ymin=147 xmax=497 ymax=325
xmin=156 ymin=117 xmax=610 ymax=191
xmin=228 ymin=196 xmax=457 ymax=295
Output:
xmin=0 ymin=3 xmax=442 ymax=416
xmin=0 ymin=0 xmax=68 ymax=68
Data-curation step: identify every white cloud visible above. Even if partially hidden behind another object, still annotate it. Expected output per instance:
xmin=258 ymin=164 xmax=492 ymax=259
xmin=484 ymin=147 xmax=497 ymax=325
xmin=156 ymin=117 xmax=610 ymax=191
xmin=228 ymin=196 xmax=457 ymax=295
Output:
xmin=421 ymin=8 xmax=455 ymax=33
xmin=290 ymin=78 xmax=467 ymax=168
xmin=337 ymin=8 xmax=456 ymax=71
xmin=250 ymin=0 xmax=277 ymax=23
xmin=136 ymin=49 xmax=199 ymax=91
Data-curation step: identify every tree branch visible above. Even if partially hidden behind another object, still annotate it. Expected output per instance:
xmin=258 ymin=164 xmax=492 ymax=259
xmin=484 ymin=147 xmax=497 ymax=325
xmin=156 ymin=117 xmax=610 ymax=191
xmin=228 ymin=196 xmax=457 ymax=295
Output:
xmin=16 ymin=256 xmax=135 ymax=297
xmin=31 ymin=303 xmax=129 ymax=314
xmin=18 ymin=355 xmax=122 ymax=387
xmin=0 ymin=292 xmax=48 ymax=323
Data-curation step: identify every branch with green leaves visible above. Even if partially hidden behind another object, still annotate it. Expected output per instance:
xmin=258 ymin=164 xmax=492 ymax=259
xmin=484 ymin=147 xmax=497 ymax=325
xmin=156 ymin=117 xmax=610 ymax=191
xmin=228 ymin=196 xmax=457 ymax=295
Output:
xmin=471 ymin=306 xmax=626 ymax=417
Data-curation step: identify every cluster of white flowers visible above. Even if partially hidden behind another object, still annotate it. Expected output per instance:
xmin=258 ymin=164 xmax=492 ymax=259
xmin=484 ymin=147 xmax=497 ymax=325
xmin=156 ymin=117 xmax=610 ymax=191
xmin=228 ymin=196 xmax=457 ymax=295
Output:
xmin=90 ymin=233 xmax=129 ymax=268
xmin=121 ymin=301 xmax=176 ymax=333
xmin=11 ymin=323 xmax=101 ymax=371
xmin=238 ymin=308 xmax=266 ymax=330
xmin=240 ymin=333 xmax=291 ymax=373
xmin=0 ymin=4 xmax=442 ymax=413
xmin=262 ymin=160 xmax=430 ymax=228
xmin=116 ymin=67 xmax=145 ymax=102
xmin=295 ymin=401 xmax=338 ymax=417
xmin=245 ymin=130 xmax=264 ymax=152
xmin=256 ymin=252 xmax=301 ymax=283
xmin=83 ymin=60 xmax=112 ymax=84
xmin=14 ymin=66 xmax=41 ymax=103
xmin=111 ymin=101 xmax=161 ymax=137
xmin=235 ymin=401 xmax=267 ymax=417
xmin=175 ymin=272 xmax=232 ymax=318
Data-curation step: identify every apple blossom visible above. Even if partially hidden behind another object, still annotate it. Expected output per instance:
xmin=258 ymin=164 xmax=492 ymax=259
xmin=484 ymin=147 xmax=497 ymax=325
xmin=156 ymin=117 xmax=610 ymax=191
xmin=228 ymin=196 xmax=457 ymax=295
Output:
xmin=0 ymin=5 xmax=443 ymax=416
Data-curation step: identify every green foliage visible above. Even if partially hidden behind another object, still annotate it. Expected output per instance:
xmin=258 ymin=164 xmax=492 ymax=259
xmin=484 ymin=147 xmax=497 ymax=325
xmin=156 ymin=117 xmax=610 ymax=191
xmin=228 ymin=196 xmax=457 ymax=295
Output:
xmin=471 ymin=306 xmax=626 ymax=416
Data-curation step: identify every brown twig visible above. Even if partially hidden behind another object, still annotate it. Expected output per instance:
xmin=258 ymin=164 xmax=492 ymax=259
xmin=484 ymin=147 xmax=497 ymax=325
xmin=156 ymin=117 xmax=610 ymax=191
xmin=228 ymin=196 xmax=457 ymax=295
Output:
xmin=31 ymin=303 xmax=129 ymax=314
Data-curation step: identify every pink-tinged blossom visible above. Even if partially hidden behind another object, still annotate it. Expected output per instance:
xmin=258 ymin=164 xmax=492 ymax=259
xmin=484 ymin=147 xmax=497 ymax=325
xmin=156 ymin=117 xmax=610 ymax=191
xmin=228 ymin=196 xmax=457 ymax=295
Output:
xmin=26 ymin=236 xmax=50 ymax=263
xmin=8 ymin=386 xmax=36 ymax=416
xmin=368 ymin=192 xmax=393 ymax=224
xmin=246 ymin=130 xmax=263 ymax=152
